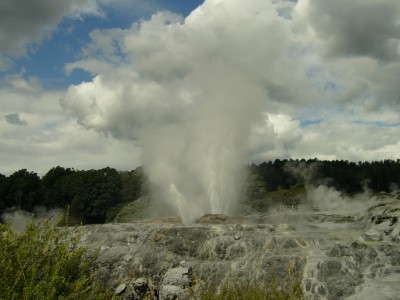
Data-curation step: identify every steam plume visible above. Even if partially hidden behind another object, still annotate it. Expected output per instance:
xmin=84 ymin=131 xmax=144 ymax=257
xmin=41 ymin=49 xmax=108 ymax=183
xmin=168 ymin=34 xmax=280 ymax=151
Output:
xmin=1 ymin=206 xmax=65 ymax=231
xmin=62 ymin=0 xmax=309 ymax=222
xmin=141 ymin=72 xmax=266 ymax=222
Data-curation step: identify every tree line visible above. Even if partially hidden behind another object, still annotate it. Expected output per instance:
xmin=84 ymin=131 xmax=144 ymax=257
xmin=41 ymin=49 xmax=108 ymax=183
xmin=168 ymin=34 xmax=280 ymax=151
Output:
xmin=1 ymin=159 xmax=399 ymax=224
xmin=0 ymin=166 xmax=145 ymax=224
xmin=248 ymin=158 xmax=400 ymax=194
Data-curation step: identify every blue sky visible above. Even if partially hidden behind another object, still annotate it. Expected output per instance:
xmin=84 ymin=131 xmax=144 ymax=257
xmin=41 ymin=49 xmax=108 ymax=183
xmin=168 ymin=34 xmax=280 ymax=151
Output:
xmin=1 ymin=0 xmax=400 ymax=175
xmin=2 ymin=0 xmax=204 ymax=89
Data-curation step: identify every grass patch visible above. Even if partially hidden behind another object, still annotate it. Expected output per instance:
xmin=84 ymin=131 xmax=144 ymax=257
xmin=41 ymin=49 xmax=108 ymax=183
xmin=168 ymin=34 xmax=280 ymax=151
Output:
xmin=0 ymin=215 xmax=114 ymax=300
xmin=194 ymin=262 xmax=304 ymax=300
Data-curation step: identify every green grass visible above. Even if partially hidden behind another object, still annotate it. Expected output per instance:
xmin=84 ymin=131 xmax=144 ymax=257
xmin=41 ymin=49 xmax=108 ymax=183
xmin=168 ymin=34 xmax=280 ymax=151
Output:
xmin=0 ymin=215 xmax=114 ymax=300
xmin=194 ymin=263 xmax=304 ymax=300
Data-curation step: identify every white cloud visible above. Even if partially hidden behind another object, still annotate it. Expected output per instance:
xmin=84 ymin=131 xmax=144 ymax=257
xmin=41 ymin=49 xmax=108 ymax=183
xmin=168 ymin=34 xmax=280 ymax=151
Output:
xmin=0 ymin=74 xmax=141 ymax=176
xmin=294 ymin=0 xmax=400 ymax=61
xmin=0 ymin=0 xmax=104 ymax=57
xmin=5 ymin=73 xmax=42 ymax=94
xmin=293 ymin=0 xmax=400 ymax=111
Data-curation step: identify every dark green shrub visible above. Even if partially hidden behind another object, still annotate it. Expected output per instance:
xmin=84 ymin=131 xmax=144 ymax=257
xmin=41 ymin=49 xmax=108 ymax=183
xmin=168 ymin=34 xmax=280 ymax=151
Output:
xmin=0 ymin=216 xmax=113 ymax=300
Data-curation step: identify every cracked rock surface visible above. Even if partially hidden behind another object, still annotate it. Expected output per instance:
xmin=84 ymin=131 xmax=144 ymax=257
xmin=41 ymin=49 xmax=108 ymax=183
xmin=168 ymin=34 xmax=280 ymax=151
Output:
xmin=77 ymin=199 xmax=400 ymax=299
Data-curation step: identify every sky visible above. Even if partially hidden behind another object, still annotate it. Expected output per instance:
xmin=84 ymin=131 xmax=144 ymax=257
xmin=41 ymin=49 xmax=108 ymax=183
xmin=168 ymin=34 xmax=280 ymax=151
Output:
xmin=1 ymin=0 xmax=400 ymax=176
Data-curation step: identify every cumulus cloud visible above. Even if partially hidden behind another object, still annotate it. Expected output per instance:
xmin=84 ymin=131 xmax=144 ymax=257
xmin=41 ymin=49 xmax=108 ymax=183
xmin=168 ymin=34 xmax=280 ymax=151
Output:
xmin=0 ymin=0 xmax=171 ymax=68
xmin=295 ymin=0 xmax=400 ymax=62
xmin=293 ymin=0 xmax=400 ymax=112
xmin=4 ymin=72 xmax=42 ymax=94
xmin=0 ymin=78 xmax=141 ymax=176
xmin=0 ymin=0 xmax=104 ymax=57
xmin=62 ymin=1 xmax=315 ymax=132
xmin=252 ymin=114 xmax=399 ymax=163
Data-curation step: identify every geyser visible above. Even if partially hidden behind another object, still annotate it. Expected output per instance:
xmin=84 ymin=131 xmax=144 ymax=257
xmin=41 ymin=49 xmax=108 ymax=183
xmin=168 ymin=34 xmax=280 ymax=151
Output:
xmin=141 ymin=72 xmax=265 ymax=223
xmin=62 ymin=0 xmax=304 ymax=223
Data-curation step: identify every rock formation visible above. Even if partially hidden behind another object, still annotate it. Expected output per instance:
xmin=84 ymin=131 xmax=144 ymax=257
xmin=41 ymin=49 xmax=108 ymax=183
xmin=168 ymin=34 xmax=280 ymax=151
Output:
xmin=78 ymin=197 xmax=400 ymax=299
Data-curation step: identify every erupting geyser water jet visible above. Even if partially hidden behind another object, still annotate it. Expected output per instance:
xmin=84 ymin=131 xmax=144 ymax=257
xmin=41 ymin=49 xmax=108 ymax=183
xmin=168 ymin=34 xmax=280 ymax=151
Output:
xmin=143 ymin=120 xmax=255 ymax=223
xmin=136 ymin=5 xmax=274 ymax=223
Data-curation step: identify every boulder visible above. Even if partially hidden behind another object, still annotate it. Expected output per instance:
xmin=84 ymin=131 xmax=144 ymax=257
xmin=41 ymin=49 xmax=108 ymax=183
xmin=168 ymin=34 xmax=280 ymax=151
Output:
xmin=159 ymin=267 xmax=193 ymax=300
xmin=363 ymin=201 xmax=400 ymax=242
xmin=115 ymin=283 xmax=127 ymax=295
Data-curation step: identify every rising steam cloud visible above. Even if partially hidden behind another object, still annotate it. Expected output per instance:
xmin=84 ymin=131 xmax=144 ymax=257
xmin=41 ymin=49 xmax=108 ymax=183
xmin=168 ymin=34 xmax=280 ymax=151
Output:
xmin=1 ymin=207 xmax=65 ymax=232
xmin=62 ymin=0 xmax=310 ymax=222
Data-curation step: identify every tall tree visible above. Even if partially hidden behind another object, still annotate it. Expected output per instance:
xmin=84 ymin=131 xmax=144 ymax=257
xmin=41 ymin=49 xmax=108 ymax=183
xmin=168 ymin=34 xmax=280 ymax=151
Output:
xmin=42 ymin=166 xmax=74 ymax=208
xmin=5 ymin=169 xmax=42 ymax=211
xmin=69 ymin=168 xmax=122 ymax=223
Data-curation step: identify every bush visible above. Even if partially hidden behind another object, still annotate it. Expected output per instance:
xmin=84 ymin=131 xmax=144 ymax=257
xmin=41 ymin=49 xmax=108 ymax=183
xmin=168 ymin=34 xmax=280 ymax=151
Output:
xmin=0 ymin=216 xmax=113 ymax=300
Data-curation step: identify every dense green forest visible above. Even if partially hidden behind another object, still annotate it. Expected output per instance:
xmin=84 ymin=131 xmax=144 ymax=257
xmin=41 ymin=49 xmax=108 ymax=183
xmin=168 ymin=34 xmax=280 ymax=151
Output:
xmin=249 ymin=159 xmax=400 ymax=194
xmin=1 ymin=159 xmax=399 ymax=224
xmin=0 ymin=167 xmax=146 ymax=224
